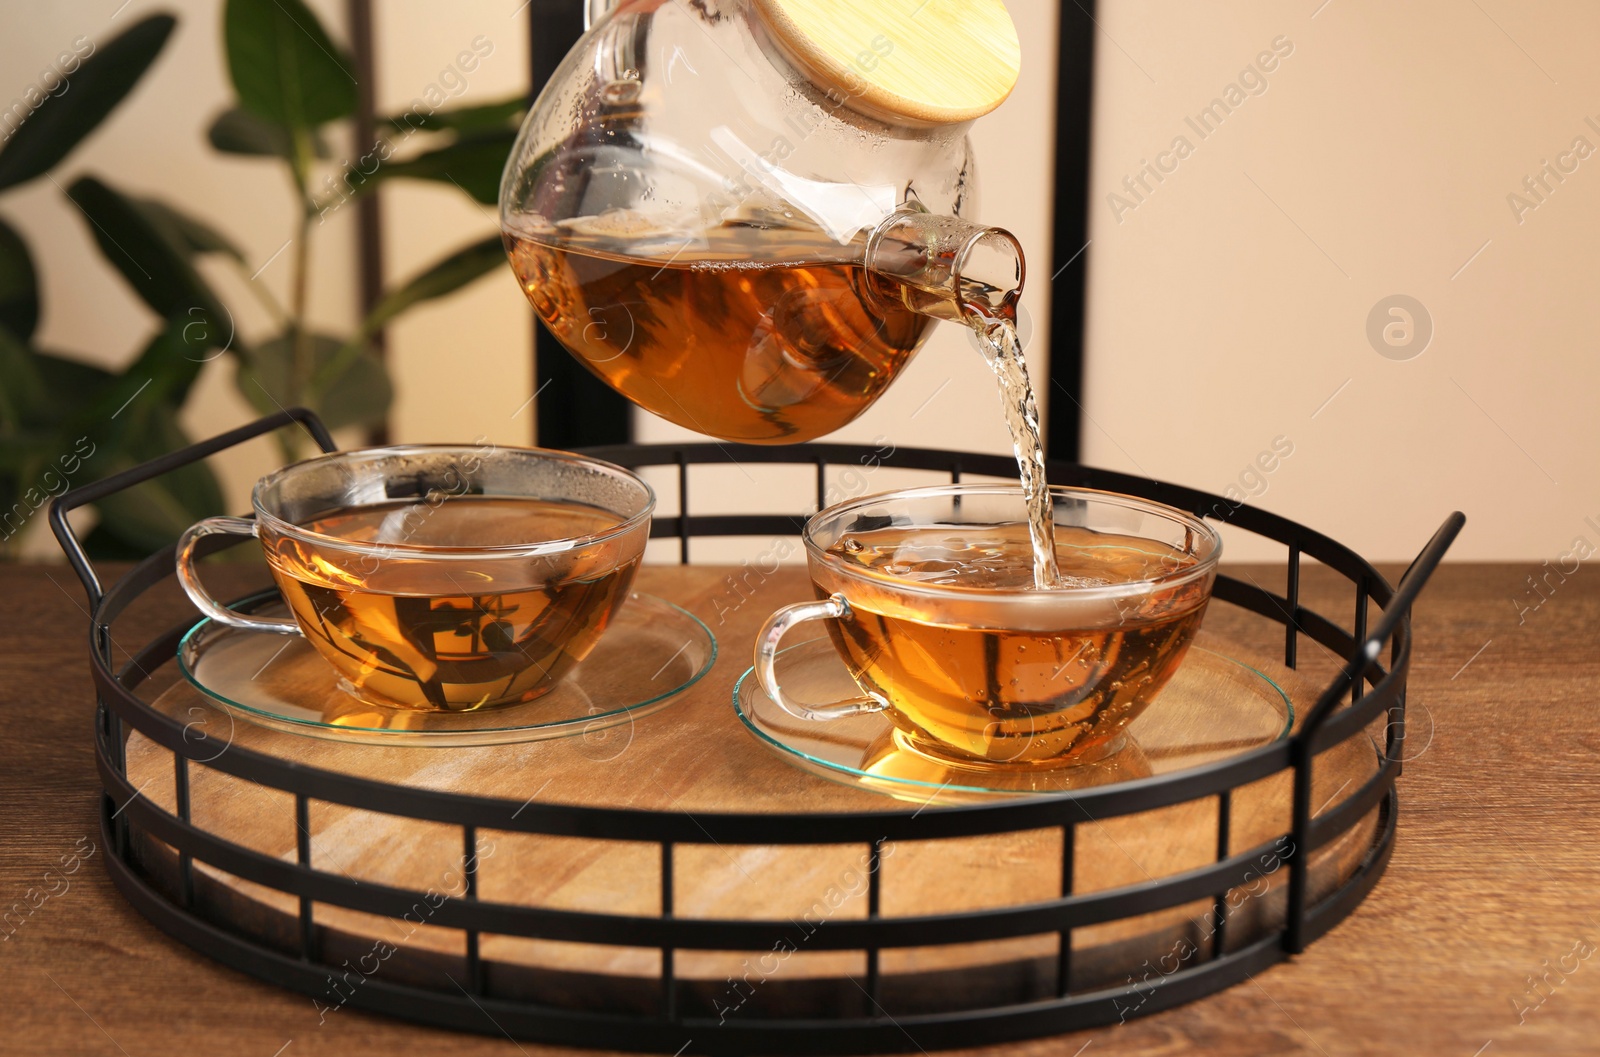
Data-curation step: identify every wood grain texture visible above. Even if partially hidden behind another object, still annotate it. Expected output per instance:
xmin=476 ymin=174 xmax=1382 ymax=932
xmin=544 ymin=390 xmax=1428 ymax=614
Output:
xmin=3 ymin=561 xmax=1598 ymax=1056
xmin=752 ymin=0 xmax=1020 ymax=125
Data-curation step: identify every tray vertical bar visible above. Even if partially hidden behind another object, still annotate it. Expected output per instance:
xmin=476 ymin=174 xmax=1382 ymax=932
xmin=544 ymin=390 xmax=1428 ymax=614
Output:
xmin=677 ymin=455 xmax=690 ymax=565
xmin=1386 ymin=617 xmax=1407 ymax=766
xmin=1388 ymin=648 xmax=1407 ymax=766
xmin=1286 ymin=743 xmax=1313 ymax=954
xmin=98 ymin=624 xmax=127 ymax=857
xmin=295 ymin=793 xmax=315 ymax=960
xmin=1352 ymin=576 xmax=1369 ymax=707
xmin=815 ymin=455 xmax=827 ymax=513
xmin=464 ymin=825 xmax=483 ymax=994
xmin=93 ymin=619 xmax=113 ymax=671
xmin=866 ymin=838 xmax=883 ymax=1009
xmin=173 ymin=754 xmax=193 ymax=908
xmin=1057 ymin=823 xmax=1074 ymax=996
xmin=1211 ymin=790 xmax=1231 ymax=959
xmin=1284 ymin=543 xmax=1301 ymax=670
xmin=661 ymin=840 xmax=676 ymax=1020
xmin=950 ymin=460 xmax=962 ymax=485
xmin=102 ymin=703 xmax=129 ymax=860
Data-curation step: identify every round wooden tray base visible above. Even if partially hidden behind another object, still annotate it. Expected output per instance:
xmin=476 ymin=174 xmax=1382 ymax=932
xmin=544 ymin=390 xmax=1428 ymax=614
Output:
xmin=122 ymin=570 xmax=1380 ymax=1018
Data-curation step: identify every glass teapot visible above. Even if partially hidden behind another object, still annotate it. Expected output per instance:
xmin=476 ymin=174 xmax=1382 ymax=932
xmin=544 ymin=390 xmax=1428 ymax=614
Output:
xmin=499 ymin=0 xmax=1025 ymax=444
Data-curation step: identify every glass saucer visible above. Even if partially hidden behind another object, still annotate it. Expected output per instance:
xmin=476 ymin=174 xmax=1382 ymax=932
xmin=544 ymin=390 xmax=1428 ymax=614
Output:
xmin=733 ymin=634 xmax=1292 ymax=801
xmin=178 ymin=592 xmax=715 ymax=746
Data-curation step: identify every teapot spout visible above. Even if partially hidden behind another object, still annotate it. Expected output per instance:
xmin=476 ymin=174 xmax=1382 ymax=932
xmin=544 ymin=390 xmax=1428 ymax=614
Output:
xmin=864 ymin=208 xmax=1025 ymax=324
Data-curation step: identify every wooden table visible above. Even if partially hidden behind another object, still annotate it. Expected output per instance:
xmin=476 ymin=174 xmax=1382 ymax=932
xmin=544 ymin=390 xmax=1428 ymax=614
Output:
xmin=3 ymin=560 xmax=1596 ymax=1056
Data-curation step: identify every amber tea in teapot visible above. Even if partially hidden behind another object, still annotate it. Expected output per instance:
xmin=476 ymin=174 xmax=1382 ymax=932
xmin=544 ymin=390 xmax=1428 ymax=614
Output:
xmin=506 ymin=222 xmax=932 ymax=444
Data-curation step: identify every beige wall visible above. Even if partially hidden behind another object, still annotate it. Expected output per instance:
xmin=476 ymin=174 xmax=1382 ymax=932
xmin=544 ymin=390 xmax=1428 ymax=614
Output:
xmin=1083 ymin=0 xmax=1600 ymax=561
xmin=5 ymin=0 xmax=1590 ymax=563
xmin=373 ymin=3 xmax=533 ymax=448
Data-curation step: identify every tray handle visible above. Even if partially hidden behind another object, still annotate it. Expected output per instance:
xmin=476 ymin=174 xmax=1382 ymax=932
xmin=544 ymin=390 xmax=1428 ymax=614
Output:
xmin=1285 ymin=509 xmax=1465 ymax=953
xmin=48 ymin=408 xmax=336 ymax=610
xmin=1299 ymin=510 xmax=1466 ymax=740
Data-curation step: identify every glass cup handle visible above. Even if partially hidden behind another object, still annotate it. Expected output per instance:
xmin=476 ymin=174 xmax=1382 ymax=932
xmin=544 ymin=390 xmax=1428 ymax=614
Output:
xmin=176 ymin=516 xmax=301 ymax=636
xmin=755 ymin=594 xmax=888 ymax=721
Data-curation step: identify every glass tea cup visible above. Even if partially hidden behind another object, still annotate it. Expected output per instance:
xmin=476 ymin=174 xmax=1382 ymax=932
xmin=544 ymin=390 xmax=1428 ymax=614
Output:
xmin=176 ymin=445 xmax=654 ymax=713
xmin=756 ymin=485 xmax=1222 ymax=768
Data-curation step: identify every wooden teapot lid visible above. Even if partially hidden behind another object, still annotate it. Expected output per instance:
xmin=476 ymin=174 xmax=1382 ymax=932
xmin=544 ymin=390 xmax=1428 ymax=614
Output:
xmin=751 ymin=0 xmax=1021 ymax=126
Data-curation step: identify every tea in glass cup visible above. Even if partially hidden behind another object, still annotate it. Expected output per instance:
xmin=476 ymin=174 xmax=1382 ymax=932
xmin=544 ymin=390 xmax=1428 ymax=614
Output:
xmin=756 ymin=486 xmax=1221 ymax=767
xmin=177 ymin=445 xmax=653 ymax=712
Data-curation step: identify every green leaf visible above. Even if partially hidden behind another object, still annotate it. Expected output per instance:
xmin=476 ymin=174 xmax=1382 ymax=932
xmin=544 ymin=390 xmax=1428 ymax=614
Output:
xmin=207 ymin=105 xmax=292 ymax=156
xmin=0 ymin=14 xmax=177 ymax=192
xmin=132 ymin=198 xmax=244 ymax=262
xmin=52 ymin=320 xmax=206 ymax=432
xmin=0 ymin=424 xmax=68 ymax=551
xmin=0 ymin=344 xmax=112 ymax=553
xmin=384 ymin=95 xmax=524 ymax=136
xmin=0 ymin=427 xmax=61 ymax=482
xmin=61 ymin=322 xmax=228 ymax=557
xmin=238 ymin=331 xmax=391 ymax=432
xmin=31 ymin=350 xmax=115 ymax=394
xmin=24 ymin=328 xmax=211 ymax=468
xmin=64 ymin=176 xmax=234 ymax=361
xmin=23 ymin=350 xmax=116 ymax=429
xmin=224 ymin=0 xmax=357 ymax=130
xmin=361 ymin=234 xmax=506 ymax=336
xmin=373 ymin=130 xmax=515 ymax=204
xmin=89 ymin=408 xmax=226 ymax=557
xmin=0 ymin=217 xmax=39 ymax=342
xmin=120 ymin=317 xmax=215 ymax=406
xmin=0 ymin=324 xmax=49 ymax=433
xmin=207 ymin=106 xmax=328 ymax=160
xmin=0 ymin=342 xmax=108 ymax=555
xmin=0 ymin=342 xmax=108 ymax=546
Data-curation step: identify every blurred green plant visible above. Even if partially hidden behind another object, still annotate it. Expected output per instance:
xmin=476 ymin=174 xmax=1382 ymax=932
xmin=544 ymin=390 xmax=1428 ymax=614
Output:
xmin=0 ymin=0 xmax=524 ymax=559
